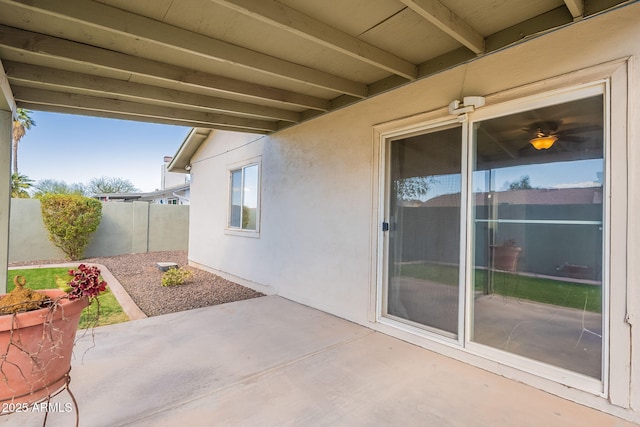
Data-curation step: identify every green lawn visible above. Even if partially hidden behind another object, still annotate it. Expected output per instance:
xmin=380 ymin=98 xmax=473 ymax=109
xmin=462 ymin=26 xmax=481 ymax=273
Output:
xmin=6 ymin=267 xmax=129 ymax=328
xmin=398 ymin=262 xmax=602 ymax=313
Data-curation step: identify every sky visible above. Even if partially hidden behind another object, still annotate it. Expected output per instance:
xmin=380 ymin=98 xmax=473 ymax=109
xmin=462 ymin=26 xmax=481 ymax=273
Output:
xmin=488 ymin=159 xmax=603 ymax=192
xmin=16 ymin=111 xmax=192 ymax=192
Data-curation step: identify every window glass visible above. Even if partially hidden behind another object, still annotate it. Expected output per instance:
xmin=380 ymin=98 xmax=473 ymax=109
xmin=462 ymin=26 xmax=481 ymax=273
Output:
xmin=229 ymin=163 xmax=259 ymax=231
xmin=387 ymin=125 xmax=462 ymax=336
xmin=229 ymin=169 xmax=242 ymax=228
xmin=242 ymin=164 xmax=258 ymax=230
xmin=471 ymin=95 xmax=604 ymax=379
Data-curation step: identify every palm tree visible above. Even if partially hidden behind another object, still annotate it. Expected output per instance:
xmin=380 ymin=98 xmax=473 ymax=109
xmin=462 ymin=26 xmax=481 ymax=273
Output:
xmin=12 ymin=108 xmax=36 ymax=174
xmin=11 ymin=173 xmax=33 ymax=198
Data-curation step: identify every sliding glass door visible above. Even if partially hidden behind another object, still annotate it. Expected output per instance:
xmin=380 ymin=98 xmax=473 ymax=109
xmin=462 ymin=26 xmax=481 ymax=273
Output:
xmin=382 ymin=84 xmax=606 ymax=382
xmin=386 ymin=124 xmax=462 ymax=337
xmin=470 ymin=93 xmax=604 ymax=379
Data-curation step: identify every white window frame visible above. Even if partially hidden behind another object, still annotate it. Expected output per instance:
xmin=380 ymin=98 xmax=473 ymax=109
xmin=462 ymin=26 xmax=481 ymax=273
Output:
xmin=226 ymin=157 xmax=261 ymax=238
xmin=371 ymin=59 xmax=630 ymax=403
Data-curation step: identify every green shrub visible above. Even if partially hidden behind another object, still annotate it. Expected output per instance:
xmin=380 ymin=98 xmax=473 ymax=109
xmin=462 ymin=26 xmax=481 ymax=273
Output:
xmin=40 ymin=194 xmax=103 ymax=260
xmin=161 ymin=267 xmax=192 ymax=287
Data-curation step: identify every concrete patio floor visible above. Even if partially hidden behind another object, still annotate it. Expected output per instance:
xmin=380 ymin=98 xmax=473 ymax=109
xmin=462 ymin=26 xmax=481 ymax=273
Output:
xmin=1 ymin=296 xmax=635 ymax=426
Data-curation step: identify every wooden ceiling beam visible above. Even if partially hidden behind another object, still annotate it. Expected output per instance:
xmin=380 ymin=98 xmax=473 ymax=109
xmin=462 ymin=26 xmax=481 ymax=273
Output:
xmin=12 ymin=86 xmax=279 ymax=132
xmin=209 ymin=0 xmax=417 ymax=80
xmin=0 ymin=59 xmax=16 ymax=114
xmin=0 ymin=25 xmax=329 ymax=111
xmin=564 ymin=0 xmax=584 ymax=18
xmin=4 ymin=61 xmax=300 ymax=122
xmin=17 ymin=102 xmax=269 ymax=133
xmin=399 ymin=0 xmax=484 ymax=54
xmin=2 ymin=0 xmax=367 ymax=97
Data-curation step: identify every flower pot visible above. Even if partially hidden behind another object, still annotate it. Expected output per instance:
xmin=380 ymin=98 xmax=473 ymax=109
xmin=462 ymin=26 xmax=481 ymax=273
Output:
xmin=490 ymin=245 xmax=522 ymax=272
xmin=0 ymin=289 xmax=87 ymax=405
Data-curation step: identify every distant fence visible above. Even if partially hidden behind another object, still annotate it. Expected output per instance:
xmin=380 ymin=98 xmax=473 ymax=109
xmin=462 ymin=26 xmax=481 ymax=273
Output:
xmin=395 ymin=205 xmax=602 ymax=280
xmin=9 ymin=199 xmax=189 ymax=263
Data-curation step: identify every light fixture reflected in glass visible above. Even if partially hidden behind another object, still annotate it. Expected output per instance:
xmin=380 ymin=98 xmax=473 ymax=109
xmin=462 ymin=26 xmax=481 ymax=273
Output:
xmin=529 ymin=135 xmax=558 ymax=150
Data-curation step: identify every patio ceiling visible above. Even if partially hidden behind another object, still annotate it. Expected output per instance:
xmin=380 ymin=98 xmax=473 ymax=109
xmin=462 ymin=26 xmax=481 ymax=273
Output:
xmin=0 ymin=0 xmax=634 ymax=134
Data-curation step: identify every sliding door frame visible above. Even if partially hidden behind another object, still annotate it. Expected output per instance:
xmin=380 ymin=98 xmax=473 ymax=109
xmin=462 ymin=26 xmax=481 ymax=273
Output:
xmin=372 ymin=59 xmax=630 ymax=399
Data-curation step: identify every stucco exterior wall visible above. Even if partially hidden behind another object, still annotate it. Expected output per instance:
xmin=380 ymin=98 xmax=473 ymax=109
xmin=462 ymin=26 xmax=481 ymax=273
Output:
xmin=187 ymin=4 xmax=640 ymax=421
xmin=9 ymin=199 xmax=189 ymax=261
xmin=188 ymin=132 xmax=268 ymax=287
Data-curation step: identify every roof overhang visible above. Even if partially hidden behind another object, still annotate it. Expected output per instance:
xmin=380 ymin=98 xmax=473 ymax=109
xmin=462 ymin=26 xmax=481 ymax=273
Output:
xmin=168 ymin=127 xmax=213 ymax=173
xmin=0 ymin=0 xmax=636 ymax=134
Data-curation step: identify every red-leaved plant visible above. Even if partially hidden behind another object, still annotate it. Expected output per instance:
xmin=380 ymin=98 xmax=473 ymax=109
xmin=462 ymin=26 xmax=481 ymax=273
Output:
xmin=67 ymin=264 xmax=107 ymax=301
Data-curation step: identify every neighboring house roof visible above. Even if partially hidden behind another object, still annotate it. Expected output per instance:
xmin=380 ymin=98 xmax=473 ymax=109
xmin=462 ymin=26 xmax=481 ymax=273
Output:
xmin=95 ymin=184 xmax=190 ymax=203
xmin=414 ymin=187 xmax=603 ymax=207
xmin=94 ymin=192 xmax=143 ymax=202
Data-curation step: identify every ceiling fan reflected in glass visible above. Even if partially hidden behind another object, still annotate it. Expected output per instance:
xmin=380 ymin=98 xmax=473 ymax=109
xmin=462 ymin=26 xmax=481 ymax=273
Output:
xmin=529 ymin=131 xmax=558 ymax=150
xmin=523 ymin=120 xmax=600 ymax=151
xmin=526 ymin=121 xmax=562 ymax=150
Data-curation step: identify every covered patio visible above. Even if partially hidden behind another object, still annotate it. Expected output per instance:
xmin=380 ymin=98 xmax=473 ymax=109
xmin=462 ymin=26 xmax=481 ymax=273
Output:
xmin=0 ymin=295 xmax=635 ymax=426
xmin=1 ymin=0 xmax=640 ymax=425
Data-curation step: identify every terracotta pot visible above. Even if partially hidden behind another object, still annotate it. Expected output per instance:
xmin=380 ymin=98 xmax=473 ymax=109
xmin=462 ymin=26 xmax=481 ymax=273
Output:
xmin=0 ymin=289 xmax=87 ymax=405
xmin=490 ymin=245 xmax=522 ymax=272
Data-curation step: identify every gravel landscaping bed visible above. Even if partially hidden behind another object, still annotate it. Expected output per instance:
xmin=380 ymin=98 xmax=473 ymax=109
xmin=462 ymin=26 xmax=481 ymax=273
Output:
xmin=9 ymin=251 xmax=264 ymax=317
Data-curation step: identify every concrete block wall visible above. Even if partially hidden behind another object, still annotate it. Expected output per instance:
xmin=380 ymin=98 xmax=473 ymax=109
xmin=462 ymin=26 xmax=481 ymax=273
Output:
xmin=9 ymin=199 xmax=188 ymax=262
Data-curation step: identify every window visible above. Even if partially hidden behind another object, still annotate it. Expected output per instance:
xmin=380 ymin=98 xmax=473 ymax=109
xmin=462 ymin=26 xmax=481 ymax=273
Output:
xmin=379 ymin=81 xmax=609 ymax=390
xmin=229 ymin=163 xmax=259 ymax=231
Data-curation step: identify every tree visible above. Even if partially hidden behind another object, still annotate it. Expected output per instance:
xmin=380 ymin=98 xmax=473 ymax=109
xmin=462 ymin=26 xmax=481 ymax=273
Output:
xmin=32 ymin=179 xmax=86 ymax=198
xmin=39 ymin=194 xmax=102 ymax=260
xmin=394 ymin=176 xmax=436 ymax=201
xmin=10 ymin=173 xmax=33 ymax=198
xmin=507 ymin=175 xmax=534 ymax=190
xmin=12 ymin=108 xmax=36 ymax=174
xmin=86 ymin=176 xmax=138 ymax=196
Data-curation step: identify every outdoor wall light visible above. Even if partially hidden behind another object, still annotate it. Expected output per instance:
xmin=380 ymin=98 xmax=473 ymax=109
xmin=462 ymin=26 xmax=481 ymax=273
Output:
xmin=184 ymin=164 xmax=192 ymax=171
xmin=529 ymin=135 xmax=558 ymax=150
xmin=448 ymin=96 xmax=486 ymax=115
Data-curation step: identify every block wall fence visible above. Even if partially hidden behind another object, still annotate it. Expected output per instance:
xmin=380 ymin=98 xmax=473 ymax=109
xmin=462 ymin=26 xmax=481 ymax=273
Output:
xmin=9 ymin=199 xmax=188 ymax=262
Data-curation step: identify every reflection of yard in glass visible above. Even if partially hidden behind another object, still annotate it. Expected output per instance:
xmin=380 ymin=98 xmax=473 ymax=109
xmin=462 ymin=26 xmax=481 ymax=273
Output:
xmin=397 ymin=262 xmax=601 ymax=313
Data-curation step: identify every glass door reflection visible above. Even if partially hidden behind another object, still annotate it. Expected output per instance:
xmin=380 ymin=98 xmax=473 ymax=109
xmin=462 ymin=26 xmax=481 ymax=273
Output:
xmin=471 ymin=95 xmax=604 ymax=379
